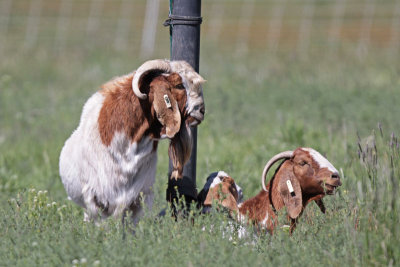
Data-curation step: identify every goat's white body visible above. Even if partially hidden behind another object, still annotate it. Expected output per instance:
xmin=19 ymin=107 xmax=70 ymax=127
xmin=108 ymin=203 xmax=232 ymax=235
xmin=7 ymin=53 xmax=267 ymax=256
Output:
xmin=59 ymin=92 xmax=156 ymax=221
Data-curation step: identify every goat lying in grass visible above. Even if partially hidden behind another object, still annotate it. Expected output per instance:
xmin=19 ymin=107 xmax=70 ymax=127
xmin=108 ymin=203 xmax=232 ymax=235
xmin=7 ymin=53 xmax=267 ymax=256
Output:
xmin=197 ymin=171 xmax=243 ymax=215
xmin=199 ymin=147 xmax=342 ymax=234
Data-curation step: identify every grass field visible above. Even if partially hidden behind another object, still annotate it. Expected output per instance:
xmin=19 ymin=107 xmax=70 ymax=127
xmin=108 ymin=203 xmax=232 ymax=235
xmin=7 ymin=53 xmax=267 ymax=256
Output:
xmin=1 ymin=0 xmax=400 ymax=266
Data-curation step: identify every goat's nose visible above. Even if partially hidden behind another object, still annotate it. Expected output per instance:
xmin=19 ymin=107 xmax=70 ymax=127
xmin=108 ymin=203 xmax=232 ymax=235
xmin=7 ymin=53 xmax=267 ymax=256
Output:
xmin=194 ymin=104 xmax=205 ymax=115
xmin=331 ymin=173 xmax=340 ymax=179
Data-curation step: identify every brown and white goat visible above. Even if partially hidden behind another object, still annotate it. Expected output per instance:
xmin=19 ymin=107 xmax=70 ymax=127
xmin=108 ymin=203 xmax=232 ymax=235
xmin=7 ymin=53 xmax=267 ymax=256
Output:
xmin=197 ymin=171 xmax=243 ymax=215
xmin=59 ymin=59 xmax=206 ymax=223
xmin=202 ymin=148 xmax=341 ymax=234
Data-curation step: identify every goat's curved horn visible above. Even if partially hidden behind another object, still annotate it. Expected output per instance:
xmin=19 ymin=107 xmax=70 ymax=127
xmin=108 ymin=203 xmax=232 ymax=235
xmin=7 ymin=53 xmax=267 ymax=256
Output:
xmin=131 ymin=59 xmax=172 ymax=99
xmin=262 ymin=151 xmax=294 ymax=192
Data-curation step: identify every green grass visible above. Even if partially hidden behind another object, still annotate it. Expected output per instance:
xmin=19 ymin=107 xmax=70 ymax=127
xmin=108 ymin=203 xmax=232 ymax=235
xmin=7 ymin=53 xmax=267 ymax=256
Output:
xmin=1 ymin=0 xmax=400 ymax=264
xmin=1 ymin=45 xmax=399 ymax=266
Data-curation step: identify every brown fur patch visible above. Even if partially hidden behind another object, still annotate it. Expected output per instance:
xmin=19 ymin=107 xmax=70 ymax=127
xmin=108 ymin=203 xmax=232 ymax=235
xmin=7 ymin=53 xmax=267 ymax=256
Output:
xmin=239 ymin=190 xmax=277 ymax=232
xmin=204 ymin=176 xmax=239 ymax=213
xmin=98 ymin=73 xmax=160 ymax=146
xmin=97 ymin=72 xmax=187 ymax=147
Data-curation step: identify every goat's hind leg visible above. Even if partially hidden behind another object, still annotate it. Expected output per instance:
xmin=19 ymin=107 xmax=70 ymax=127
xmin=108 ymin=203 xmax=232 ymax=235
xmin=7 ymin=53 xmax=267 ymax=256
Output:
xmin=122 ymin=190 xmax=155 ymax=236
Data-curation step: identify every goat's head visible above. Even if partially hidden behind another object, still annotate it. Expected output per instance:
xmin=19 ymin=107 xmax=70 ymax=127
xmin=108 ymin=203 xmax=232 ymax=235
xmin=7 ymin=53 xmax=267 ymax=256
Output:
xmin=261 ymin=148 xmax=342 ymax=219
xmin=199 ymin=171 xmax=243 ymax=214
xmin=132 ymin=59 xmax=206 ymax=127
xmin=131 ymin=59 xmax=201 ymax=179
xmin=169 ymin=60 xmax=206 ymax=127
xmin=131 ymin=59 xmax=206 ymax=179
xmin=135 ymin=70 xmax=183 ymax=139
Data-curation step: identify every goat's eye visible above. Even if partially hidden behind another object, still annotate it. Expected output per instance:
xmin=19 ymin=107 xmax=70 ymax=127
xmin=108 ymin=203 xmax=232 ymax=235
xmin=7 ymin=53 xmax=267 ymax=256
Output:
xmin=175 ymin=84 xmax=185 ymax=90
xmin=299 ymin=161 xmax=307 ymax=166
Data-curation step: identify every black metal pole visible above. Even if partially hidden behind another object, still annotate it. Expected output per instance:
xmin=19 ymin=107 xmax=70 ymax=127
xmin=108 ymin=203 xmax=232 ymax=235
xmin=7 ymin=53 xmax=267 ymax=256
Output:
xmin=166 ymin=0 xmax=202 ymax=210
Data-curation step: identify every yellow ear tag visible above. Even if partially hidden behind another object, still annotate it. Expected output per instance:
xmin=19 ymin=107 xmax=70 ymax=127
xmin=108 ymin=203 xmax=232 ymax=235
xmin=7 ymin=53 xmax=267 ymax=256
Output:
xmin=163 ymin=94 xmax=172 ymax=108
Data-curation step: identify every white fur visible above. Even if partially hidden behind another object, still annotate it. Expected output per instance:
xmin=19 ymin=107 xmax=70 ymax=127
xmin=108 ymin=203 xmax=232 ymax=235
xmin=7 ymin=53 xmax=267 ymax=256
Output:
xmin=209 ymin=177 xmax=222 ymax=189
xmin=261 ymin=213 xmax=269 ymax=226
xmin=217 ymin=170 xmax=229 ymax=178
xmin=169 ymin=60 xmax=205 ymax=123
xmin=302 ymin=148 xmax=339 ymax=173
xmin=59 ymin=92 xmax=156 ymax=223
xmin=209 ymin=171 xmax=229 ymax=189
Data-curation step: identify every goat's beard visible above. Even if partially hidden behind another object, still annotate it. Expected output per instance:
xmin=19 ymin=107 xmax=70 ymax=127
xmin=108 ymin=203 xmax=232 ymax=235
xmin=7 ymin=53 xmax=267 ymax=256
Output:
xmin=168 ymin=123 xmax=193 ymax=180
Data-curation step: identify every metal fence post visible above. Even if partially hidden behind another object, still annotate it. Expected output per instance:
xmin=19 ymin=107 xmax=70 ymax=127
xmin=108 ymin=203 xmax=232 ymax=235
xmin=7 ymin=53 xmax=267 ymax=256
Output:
xmin=165 ymin=0 xmax=202 ymax=211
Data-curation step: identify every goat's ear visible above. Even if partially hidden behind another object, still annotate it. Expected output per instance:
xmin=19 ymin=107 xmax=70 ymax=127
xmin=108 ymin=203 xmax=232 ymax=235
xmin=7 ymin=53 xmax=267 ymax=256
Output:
xmin=204 ymin=183 xmax=238 ymax=212
xmin=278 ymin=165 xmax=303 ymax=219
xmin=153 ymin=89 xmax=181 ymax=138
xmin=221 ymin=177 xmax=239 ymax=202
xmin=137 ymin=69 xmax=164 ymax=96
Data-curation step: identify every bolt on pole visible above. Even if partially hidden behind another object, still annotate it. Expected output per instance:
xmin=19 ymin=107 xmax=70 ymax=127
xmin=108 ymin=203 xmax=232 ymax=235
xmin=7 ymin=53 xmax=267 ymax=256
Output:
xmin=165 ymin=0 xmax=202 ymax=209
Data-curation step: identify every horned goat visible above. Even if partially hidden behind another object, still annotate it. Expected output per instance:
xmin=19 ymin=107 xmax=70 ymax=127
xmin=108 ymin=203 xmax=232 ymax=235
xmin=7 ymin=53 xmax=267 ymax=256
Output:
xmin=201 ymin=148 xmax=342 ymax=234
xmin=59 ymin=59 xmax=206 ymax=224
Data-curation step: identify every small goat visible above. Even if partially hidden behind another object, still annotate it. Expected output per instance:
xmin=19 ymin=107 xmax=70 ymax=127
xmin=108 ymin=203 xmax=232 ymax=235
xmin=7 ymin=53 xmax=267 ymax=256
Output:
xmin=197 ymin=171 xmax=243 ymax=215
xmin=201 ymin=148 xmax=342 ymax=234
xmin=59 ymin=59 xmax=206 ymax=224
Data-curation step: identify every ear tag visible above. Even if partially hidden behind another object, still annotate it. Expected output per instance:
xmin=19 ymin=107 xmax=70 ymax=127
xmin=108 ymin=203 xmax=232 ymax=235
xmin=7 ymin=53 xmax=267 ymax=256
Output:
xmin=286 ymin=180 xmax=295 ymax=197
xmin=163 ymin=94 xmax=172 ymax=109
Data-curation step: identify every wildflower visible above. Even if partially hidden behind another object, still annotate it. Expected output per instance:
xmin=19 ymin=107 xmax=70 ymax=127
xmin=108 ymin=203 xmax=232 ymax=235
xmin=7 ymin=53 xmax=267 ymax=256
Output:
xmin=72 ymin=259 xmax=79 ymax=264
xmin=81 ymin=258 xmax=87 ymax=264
xmin=93 ymin=260 xmax=101 ymax=266
xmin=32 ymin=242 xmax=38 ymax=247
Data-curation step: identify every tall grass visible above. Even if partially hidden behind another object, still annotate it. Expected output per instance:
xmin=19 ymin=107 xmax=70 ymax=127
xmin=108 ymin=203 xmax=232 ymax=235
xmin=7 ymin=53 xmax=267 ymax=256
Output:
xmin=1 ymin=129 xmax=399 ymax=265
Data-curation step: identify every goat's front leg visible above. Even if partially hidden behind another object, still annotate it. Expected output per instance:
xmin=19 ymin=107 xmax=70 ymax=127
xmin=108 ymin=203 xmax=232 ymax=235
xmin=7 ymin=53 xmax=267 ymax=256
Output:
xmin=314 ymin=199 xmax=326 ymax=214
xmin=126 ymin=190 xmax=155 ymax=226
xmin=289 ymin=218 xmax=297 ymax=234
xmin=305 ymin=194 xmax=325 ymax=214
xmin=121 ymin=190 xmax=154 ymax=237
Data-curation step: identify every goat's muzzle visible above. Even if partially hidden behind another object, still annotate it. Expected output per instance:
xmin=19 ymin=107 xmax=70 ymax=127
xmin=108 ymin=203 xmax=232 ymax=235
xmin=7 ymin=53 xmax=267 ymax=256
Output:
xmin=185 ymin=103 xmax=205 ymax=127
xmin=323 ymin=174 xmax=342 ymax=195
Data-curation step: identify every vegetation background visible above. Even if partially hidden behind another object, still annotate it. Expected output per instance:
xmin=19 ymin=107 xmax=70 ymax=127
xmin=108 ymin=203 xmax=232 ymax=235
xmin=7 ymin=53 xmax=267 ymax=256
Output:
xmin=0 ymin=0 xmax=399 ymax=265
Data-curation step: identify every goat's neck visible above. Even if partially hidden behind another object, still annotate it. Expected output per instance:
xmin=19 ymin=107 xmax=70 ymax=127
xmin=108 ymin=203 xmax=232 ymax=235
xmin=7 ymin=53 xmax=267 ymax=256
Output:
xmin=238 ymin=190 xmax=275 ymax=224
xmin=98 ymin=73 xmax=162 ymax=147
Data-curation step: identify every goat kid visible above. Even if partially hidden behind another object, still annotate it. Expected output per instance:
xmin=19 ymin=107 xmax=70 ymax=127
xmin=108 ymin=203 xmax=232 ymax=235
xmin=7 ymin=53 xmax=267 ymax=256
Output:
xmin=59 ymin=59 xmax=206 ymax=224
xmin=197 ymin=171 xmax=243 ymax=215
xmin=201 ymin=148 xmax=342 ymax=234
xmin=197 ymin=171 xmax=248 ymax=240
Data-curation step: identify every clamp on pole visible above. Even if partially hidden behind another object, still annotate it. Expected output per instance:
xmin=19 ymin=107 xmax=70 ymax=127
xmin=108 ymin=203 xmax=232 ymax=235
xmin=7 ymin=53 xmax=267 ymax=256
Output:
xmin=163 ymin=15 xmax=203 ymax=26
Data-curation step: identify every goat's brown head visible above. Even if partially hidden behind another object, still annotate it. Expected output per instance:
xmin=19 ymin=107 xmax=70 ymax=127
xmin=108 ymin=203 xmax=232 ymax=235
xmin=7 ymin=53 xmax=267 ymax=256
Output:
xmin=132 ymin=59 xmax=206 ymax=127
xmin=137 ymin=70 xmax=183 ymax=139
xmin=204 ymin=175 xmax=240 ymax=214
xmin=261 ymin=148 xmax=342 ymax=219
xmin=132 ymin=59 xmax=200 ymax=179
xmin=198 ymin=171 xmax=243 ymax=215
